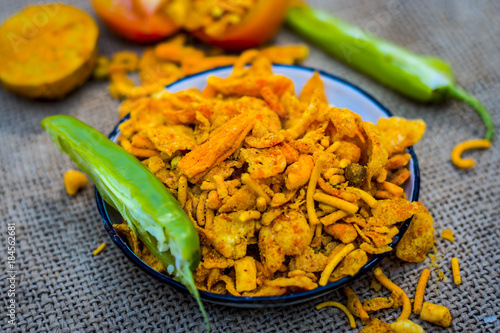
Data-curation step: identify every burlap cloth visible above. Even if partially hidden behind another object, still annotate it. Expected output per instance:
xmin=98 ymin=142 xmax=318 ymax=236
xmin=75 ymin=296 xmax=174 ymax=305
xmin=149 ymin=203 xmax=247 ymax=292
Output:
xmin=1 ymin=0 xmax=498 ymax=332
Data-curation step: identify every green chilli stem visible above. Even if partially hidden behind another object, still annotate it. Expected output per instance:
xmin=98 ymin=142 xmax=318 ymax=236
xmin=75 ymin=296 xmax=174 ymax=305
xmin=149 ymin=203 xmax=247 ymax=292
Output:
xmin=178 ymin=265 xmax=210 ymax=332
xmin=448 ymin=85 xmax=495 ymax=141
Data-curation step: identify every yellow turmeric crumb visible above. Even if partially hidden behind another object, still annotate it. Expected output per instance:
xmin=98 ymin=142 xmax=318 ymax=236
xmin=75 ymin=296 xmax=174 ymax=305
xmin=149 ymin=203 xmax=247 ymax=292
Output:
xmin=370 ymin=278 xmax=382 ymax=292
xmin=437 ymin=270 xmax=447 ymax=282
xmin=64 ymin=170 xmax=88 ymax=196
xmin=440 ymin=229 xmax=454 ymax=242
xmin=93 ymin=242 xmax=106 ymax=256
xmin=451 ymin=257 xmax=461 ymax=285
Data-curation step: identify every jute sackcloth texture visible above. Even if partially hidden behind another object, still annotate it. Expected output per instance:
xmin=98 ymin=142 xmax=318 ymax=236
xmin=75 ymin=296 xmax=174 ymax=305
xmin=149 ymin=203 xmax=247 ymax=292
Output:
xmin=0 ymin=0 xmax=499 ymax=332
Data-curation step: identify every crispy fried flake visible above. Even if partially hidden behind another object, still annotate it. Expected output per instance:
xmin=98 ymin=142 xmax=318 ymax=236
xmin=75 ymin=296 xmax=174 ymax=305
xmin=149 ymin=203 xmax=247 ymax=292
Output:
xmin=143 ymin=155 xmax=165 ymax=174
xmin=178 ymin=113 xmax=256 ymax=182
xmin=270 ymin=189 xmax=297 ymax=207
xmin=259 ymin=210 xmax=312 ymax=274
xmin=208 ymin=70 xmax=293 ymax=98
xmin=147 ymin=125 xmax=197 ymax=156
xmin=396 ymin=208 xmax=435 ymax=263
xmin=113 ymin=223 xmax=140 ymax=256
xmin=441 ymin=229 xmax=454 ymax=242
xmin=194 ymin=111 xmax=211 ymax=144
xmin=201 ymin=246 xmax=235 ymax=269
xmin=289 ymin=247 xmax=328 ymax=273
xmin=300 ymin=72 xmax=327 ymax=104
xmin=206 ymin=268 xmax=223 ymax=290
xmin=285 ymin=154 xmax=314 ymax=190
xmin=259 ymin=45 xmax=309 ymax=65
xmin=220 ymin=275 xmax=240 ymax=296
xmin=286 ymin=91 xmax=323 ymax=139
xmin=335 ymin=141 xmax=361 ymax=163
xmin=234 ymin=256 xmax=257 ymax=292
xmin=324 ymin=223 xmax=358 ymax=244
xmin=369 ymin=199 xmax=423 ymax=227
xmin=242 ymin=285 xmax=287 ymax=297
xmin=360 ymin=242 xmax=393 ymax=254
xmin=360 ymin=318 xmax=391 ymax=333
xmin=331 ymin=249 xmax=368 ymax=280
xmin=363 ymin=297 xmax=395 ymax=312
xmin=131 ymin=133 xmax=156 ymax=149
xmin=272 ymin=210 xmax=313 ymax=256
xmin=258 ymin=224 xmax=285 ymax=275
xmin=376 ymin=117 xmax=426 ymax=155
xmin=278 ymin=142 xmax=300 ymax=164
xmin=240 ymin=147 xmax=287 ymax=178
xmin=244 ymin=130 xmax=288 ymax=148
xmin=218 ymin=185 xmax=257 ymax=213
xmin=204 ymin=212 xmax=255 ymax=259
xmin=328 ymin=108 xmax=362 ymax=140
xmin=265 ymin=276 xmax=318 ymax=291
xmin=362 ymin=122 xmax=389 ymax=188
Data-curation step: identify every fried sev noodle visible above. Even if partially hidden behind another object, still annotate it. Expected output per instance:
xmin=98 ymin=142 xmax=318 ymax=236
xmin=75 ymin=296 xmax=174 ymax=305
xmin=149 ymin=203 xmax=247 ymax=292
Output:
xmin=113 ymin=54 xmax=431 ymax=297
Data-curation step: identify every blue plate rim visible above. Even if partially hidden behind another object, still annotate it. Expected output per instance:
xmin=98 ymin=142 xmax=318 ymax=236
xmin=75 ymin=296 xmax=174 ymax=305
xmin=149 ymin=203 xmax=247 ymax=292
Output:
xmin=95 ymin=64 xmax=420 ymax=307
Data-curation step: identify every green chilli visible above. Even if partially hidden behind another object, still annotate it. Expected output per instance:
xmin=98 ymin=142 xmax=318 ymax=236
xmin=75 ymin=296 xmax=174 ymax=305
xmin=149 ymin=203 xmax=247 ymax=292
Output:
xmin=286 ymin=6 xmax=494 ymax=141
xmin=41 ymin=115 xmax=210 ymax=331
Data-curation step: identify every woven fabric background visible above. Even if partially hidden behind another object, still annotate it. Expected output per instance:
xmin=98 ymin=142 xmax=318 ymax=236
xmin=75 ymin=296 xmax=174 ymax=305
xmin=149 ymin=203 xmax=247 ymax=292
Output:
xmin=1 ymin=0 xmax=499 ymax=332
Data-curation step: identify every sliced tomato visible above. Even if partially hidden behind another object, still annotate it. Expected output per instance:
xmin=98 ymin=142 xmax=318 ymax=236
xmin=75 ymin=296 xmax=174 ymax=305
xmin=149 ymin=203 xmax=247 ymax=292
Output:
xmin=91 ymin=0 xmax=179 ymax=43
xmin=193 ymin=0 xmax=289 ymax=51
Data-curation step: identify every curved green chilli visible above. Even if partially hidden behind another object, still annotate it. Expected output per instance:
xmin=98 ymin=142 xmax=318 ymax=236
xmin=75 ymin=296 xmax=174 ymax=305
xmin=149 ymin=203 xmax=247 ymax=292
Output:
xmin=41 ymin=115 xmax=209 ymax=331
xmin=286 ymin=6 xmax=494 ymax=141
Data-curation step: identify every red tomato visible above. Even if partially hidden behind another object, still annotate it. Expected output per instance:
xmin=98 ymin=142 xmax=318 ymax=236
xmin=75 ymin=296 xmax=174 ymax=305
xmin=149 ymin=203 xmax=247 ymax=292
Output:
xmin=91 ymin=0 xmax=179 ymax=43
xmin=193 ymin=0 xmax=289 ymax=51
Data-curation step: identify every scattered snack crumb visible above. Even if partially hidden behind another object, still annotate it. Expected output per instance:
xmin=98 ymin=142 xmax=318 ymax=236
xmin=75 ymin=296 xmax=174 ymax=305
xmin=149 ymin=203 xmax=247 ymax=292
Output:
xmin=93 ymin=242 xmax=107 ymax=256
xmin=362 ymin=297 xmax=394 ymax=312
xmin=451 ymin=139 xmax=491 ymax=169
xmin=64 ymin=170 xmax=88 ymax=196
xmin=437 ymin=270 xmax=447 ymax=282
xmin=360 ymin=318 xmax=390 ymax=333
xmin=343 ymin=286 xmax=369 ymax=323
xmin=440 ymin=229 xmax=454 ymax=242
xmin=414 ymin=268 xmax=430 ymax=315
xmin=437 ymin=270 xmax=448 ymax=282
xmin=451 ymin=257 xmax=461 ymax=285
xmin=373 ymin=268 xmax=411 ymax=321
xmin=390 ymin=319 xmax=425 ymax=333
xmin=370 ymin=278 xmax=382 ymax=292
xmin=316 ymin=301 xmax=356 ymax=329
xmin=420 ymin=302 xmax=452 ymax=327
